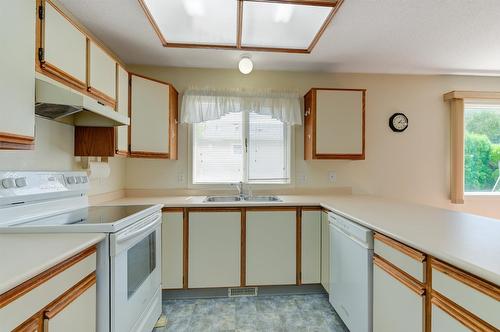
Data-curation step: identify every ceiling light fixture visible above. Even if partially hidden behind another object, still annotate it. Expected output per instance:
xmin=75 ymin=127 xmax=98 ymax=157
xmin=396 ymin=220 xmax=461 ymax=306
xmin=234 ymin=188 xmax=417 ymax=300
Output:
xmin=182 ymin=0 xmax=205 ymax=17
xmin=274 ymin=4 xmax=294 ymax=23
xmin=238 ymin=56 xmax=253 ymax=75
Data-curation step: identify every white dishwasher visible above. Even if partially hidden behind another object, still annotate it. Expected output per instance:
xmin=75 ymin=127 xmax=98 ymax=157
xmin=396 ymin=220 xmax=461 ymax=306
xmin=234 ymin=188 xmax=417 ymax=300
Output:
xmin=329 ymin=212 xmax=373 ymax=332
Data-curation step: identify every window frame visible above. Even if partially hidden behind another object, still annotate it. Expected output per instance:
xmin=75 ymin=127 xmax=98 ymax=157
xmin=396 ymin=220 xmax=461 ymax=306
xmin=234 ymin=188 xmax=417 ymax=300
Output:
xmin=444 ymin=91 xmax=500 ymax=204
xmin=189 ymin=111 xmax=293 ymax=186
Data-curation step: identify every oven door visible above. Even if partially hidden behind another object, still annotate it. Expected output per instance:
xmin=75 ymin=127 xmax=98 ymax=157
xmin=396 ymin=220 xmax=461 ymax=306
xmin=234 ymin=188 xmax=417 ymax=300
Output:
xmin=110 ymin=211 xmax=162 ymax=332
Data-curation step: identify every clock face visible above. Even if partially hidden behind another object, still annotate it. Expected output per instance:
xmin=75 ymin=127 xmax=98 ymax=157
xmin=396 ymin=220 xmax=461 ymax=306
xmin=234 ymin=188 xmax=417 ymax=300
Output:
xmin=390 ymin=113 xmax=408 ymax=132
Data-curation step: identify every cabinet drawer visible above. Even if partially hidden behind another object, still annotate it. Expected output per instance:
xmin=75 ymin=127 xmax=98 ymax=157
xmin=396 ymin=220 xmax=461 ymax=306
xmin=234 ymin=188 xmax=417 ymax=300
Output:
xmin=373 ymin=256 xmax=425 ymax=332
xmin=431 ymin=259 xmax=500 ymax=329
xmin=374 ymin=233 xmax=426 ymax=283
xmin=0 ymin=249 xmax=96 ymax=331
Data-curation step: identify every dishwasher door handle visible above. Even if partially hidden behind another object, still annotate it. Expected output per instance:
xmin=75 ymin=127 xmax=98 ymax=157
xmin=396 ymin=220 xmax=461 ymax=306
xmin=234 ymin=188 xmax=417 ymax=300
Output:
xmin=330 ymin=223 xmax=371 ymax=249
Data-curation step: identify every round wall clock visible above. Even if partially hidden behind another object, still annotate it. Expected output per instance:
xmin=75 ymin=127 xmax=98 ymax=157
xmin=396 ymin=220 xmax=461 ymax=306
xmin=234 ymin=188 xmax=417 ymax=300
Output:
xmin=389 ymin=113 xmax=409 ymax=132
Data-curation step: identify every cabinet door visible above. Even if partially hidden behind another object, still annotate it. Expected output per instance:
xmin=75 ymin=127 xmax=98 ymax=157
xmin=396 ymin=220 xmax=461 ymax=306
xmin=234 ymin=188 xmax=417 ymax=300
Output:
xmin=42 ymin=0 xmax=87 ymax=88
xmin=301 ymin=209 xmax=321 ymax=284
xmin=188 ymin=211 xmax=241 ymax=288
xmin=0 ymin=0 xmax=35 ymax=148
xmin=246 ymin=209 xmax=296 ymax=285
xmin=88 ymin=40 xmax=116 ymax=106
xmin=304 ymin=88 xmax=365 ymax=160
xmin=320 ymin=210 xmax=330 ymax=292
xmin=43 ymin=277 xmax=96 ymax=332
xmin=115 ymin=65 xmax=129 ymax=155
xmin=130 ymin=74 xmax=170 ymax=158
xmin=161 ymin=211 xmax=184 ymax=289
xmin=373 ymin=256 xmax=424 ymax=332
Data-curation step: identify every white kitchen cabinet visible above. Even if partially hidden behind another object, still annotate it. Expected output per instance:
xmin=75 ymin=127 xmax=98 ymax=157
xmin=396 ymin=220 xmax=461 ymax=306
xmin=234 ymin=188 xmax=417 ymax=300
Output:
xmin=130 ymin=74 xmax=178 ymax=159
xmin=320 ymin=210 xmax=330 ymax=292
xmin=41 ymin=0 xmax=87 ymax=89
xmin=0 ymin=0 xmax=35 ymax=149
xmin=43 ymin=282 xmax=96 ymax=332
xmin=88 ymin=40 xmax=116 ymax=106
xmin=116 ymin=64 xmax=129 ymax=155
xmin=301 ymin=209 xmax=321 ymax=284
xmin=431 ymin=302 xmax=470 ymax=332
xmin=188 ymin=210 xmax=241 ymax=288
xmin=304 ymin=88 xmax=366 ymax=160
xmin=161 ymin=211 xmax=184 ymax=289
xmin=373 ymin=256 xmax=425 ymax=332
xmin=1 ymin=247 xmax=97 ymax=332
xmin=246 ymin=209 xmax=296 ymax=285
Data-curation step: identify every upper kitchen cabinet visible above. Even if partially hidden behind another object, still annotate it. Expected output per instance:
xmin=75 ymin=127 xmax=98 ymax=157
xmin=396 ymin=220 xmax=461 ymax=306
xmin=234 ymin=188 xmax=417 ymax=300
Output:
xmin=37 ymin=0 xmax=87 ymax=90
xmin=130 ymin=74 xmax=178 ymax=159
xmin=304 ymin=88 xmax=366 ymax=160
xmin=115 ymin=64 xmax=129 ymax=155
xmin=0 ymin=0 xmax=35 ymax=149
xmin=87 ymin=40 xmax=116 ymax=108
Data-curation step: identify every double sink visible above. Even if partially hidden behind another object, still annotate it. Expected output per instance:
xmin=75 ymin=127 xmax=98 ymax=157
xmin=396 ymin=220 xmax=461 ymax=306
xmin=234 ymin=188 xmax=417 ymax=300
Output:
xmin=204 ymin=195 xmax=282 ymax=203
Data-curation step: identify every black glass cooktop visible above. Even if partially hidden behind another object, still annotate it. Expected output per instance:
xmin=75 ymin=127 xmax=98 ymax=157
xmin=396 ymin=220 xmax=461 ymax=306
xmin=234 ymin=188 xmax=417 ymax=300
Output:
xmin=17 ymin=205 xmax=155 ymax=226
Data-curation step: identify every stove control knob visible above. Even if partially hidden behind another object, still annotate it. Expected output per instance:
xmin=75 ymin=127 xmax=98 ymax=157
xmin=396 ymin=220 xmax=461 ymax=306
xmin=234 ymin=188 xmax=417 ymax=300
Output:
xmin=81 ymin=176 xmax=88 ymax=183
xmin=15 ymin=177 xmax=27 ymax=188
xmin=66 ymin=176 xmax=76 ymax=184
xmin=1 ymin=178 xmax=16 ymax=189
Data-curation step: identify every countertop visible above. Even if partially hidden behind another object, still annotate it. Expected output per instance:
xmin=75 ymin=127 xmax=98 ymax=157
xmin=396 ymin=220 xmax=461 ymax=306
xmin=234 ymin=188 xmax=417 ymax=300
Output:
xmin=0 ymin=233 xmax=105 ymax=295
xmin=104 ymin=194 xmax=500 ymax=285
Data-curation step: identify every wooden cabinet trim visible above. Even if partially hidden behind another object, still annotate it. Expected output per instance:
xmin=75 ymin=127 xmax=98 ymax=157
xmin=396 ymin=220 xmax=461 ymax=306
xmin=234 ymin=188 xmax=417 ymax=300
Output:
xmin=241 ymin=208 xmax=247 ymax=287
xmin=40 ymin=62 xmax=87 ymax=90
xmin=374 ymin=232 xmax=426 ymax=262
xmin=169 ymin=86 xmax=179 ymax=160
xmin=0 ymin=132 xmax=34 ymax=150
xmin=431 ymin=291 xmax=497 ymax=332
xmin=162 ymin=207 xmax=184 ymax=213
xmin=43 ymin=271 xmax=96 ymax=319
xmin=431 ymin=258 xmax=500 ymax=301
xmin=246 ymin=207 xmax=298 ymax=211
xmin=182 ymin=208 xmax=189 ymax=289
xmin=129 ymin=151 xmax=170 ymax=159
xmin=296 ymin=207 xmax=302 ymax=285
xmin=0 ymin=246 xmax=96 ymax=309
xmin=302 ymin=206 xmax=322 ymax=211
xmin=373 ymin=255 xmax=425 ymax=296
xmin=13 ymin=315 xmax=42 ymax=332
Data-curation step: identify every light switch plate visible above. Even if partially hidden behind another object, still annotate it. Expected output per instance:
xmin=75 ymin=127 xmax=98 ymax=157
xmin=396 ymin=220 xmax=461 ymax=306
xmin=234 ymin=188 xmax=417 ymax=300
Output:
xmin=328 ymin=171 xmax=336 ymax=183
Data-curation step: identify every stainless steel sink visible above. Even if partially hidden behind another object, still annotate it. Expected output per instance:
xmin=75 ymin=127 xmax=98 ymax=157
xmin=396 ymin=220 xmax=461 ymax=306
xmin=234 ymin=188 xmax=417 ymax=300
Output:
xmin=204 ymin=195 xmax=241 ymax=202
xmin=244 ymin=195 xmax=282 ymax=202
xmin=203 ymin=195 xmax=282 ymax=203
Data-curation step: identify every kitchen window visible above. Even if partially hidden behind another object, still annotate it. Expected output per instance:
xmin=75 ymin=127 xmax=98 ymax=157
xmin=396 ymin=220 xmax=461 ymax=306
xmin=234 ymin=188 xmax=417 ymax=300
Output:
xmin=192 ymin=111 xmax=291 ymax=184
xmin=464 ymin=103 xmax=500 ymax=194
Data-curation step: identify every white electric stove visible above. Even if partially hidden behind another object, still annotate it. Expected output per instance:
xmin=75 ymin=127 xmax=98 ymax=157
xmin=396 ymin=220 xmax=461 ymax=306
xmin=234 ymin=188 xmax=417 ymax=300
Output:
xmin=0 ymin=171 xmax=163 ymax=332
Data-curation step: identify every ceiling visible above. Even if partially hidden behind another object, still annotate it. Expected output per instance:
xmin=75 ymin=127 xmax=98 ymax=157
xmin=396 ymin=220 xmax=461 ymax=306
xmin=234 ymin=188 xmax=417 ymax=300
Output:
xmin=59 ymin=0 xmax=500 ymax=75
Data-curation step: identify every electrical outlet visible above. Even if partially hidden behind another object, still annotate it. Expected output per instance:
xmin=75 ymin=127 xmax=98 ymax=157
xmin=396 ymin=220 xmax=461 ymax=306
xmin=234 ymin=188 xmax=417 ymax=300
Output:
xmin=328 ymin=171 xmax=336 ymax=183
xmin=297 ymin=174 xmax=307 ymax=184
xmin=177 ymin=173 xmax=185 ymax=183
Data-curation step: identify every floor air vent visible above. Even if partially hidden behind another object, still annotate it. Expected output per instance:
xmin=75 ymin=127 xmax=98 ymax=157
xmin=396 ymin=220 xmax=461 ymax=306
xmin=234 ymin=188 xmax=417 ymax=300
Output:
xmin=228 ymin=287 xmax=258 ymax=297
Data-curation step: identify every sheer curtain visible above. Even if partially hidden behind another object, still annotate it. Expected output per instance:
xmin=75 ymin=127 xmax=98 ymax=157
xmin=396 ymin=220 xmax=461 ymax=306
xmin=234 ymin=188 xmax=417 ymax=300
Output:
xmin=181 ymin=87 xmax=302 ymax=125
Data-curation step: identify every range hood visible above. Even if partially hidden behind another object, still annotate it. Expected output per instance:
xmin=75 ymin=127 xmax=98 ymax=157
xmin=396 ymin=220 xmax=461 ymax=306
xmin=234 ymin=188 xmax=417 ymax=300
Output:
xmin=35 ymin=74 xmax=129 ymax=127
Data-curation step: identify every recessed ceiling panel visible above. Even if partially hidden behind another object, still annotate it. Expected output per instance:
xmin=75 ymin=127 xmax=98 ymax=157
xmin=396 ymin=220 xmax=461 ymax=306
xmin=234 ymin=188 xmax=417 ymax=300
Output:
xmin=241 ymin=2 xmax=332 ymax=50
xmin=143 ymin=0 xmax=237 ymax=45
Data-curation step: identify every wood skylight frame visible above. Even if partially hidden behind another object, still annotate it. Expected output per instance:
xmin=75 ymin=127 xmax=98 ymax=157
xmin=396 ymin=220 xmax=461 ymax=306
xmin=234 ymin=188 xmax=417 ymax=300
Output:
xmin=138 ymin=0 xmax=344 ymax=54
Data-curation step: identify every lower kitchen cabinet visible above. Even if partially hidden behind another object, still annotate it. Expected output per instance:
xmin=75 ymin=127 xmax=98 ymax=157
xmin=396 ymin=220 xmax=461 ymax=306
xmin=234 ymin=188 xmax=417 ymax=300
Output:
xmin=161 ymin=211 xmax=184 ymax=289
xmin=301 ymin=209 xmax=321 ymax=284
xmin=431 ymin=300 xmax=471 ymax=332
xmin=43 ymin=280 xmax=96 ymax=332
xmin=246 ymin=209 xmax=296 ymax=285
xmin=373 ymin=256 xmax=425 ymax=332
xmin=188 ymin=210 xmax=241 ymax=288
xmin=321 ymin=210 xmax=330 ymax=292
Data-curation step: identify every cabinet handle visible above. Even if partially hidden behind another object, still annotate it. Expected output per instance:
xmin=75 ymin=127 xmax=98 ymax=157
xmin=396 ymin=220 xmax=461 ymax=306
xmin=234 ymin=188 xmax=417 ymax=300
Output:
xmin=304 ymin=107 xmax=311 ymax=117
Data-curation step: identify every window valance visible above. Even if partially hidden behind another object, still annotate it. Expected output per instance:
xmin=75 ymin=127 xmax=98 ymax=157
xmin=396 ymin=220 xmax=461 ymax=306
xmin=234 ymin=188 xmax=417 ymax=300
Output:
xmin=181 ymin=87 xmax=302 ymax=125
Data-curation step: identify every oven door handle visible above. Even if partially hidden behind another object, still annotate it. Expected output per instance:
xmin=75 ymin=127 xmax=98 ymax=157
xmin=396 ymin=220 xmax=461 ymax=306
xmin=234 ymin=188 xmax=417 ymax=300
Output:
xmin=116 ymin=213 xmax=162 ymax=243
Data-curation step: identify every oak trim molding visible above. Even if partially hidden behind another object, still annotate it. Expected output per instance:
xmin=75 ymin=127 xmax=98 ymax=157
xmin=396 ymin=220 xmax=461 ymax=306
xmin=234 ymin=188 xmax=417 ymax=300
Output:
xmin=0 ymin=246 xmax=96 ymax=309
xmin=374 ymin=255 xmax=425 ymax=296
xmin=431 ymin=291 xmax=497 ymax=332
xmin=43 ymin=272 xmax=96 ymax=319
xmin=443 ymin=90 xmax=500 ymax=101
xmin=374 ymin=232 xmax=426 ymax=262
xmin=0 ymin=132 xmax=35 ymax=150
xmin=430 ymin=258 xmax=500 ymax=301
xmin=137 ymin=0 xmax=343 ymax=54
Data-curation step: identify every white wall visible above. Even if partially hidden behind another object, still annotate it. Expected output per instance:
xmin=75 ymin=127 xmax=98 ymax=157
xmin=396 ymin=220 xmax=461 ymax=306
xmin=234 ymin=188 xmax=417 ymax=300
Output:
xmin=0 ymin=117 xmax=126 ymax=196
xmin=126 ymin=66 xmax=500 ymax=219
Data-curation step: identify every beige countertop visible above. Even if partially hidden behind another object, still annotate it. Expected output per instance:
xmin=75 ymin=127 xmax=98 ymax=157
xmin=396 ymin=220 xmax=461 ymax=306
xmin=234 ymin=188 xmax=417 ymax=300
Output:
xmin=0 ymin=233 xmax=105 ymax=295
xmin=104 ymin=194 xmax=500 ymax=285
